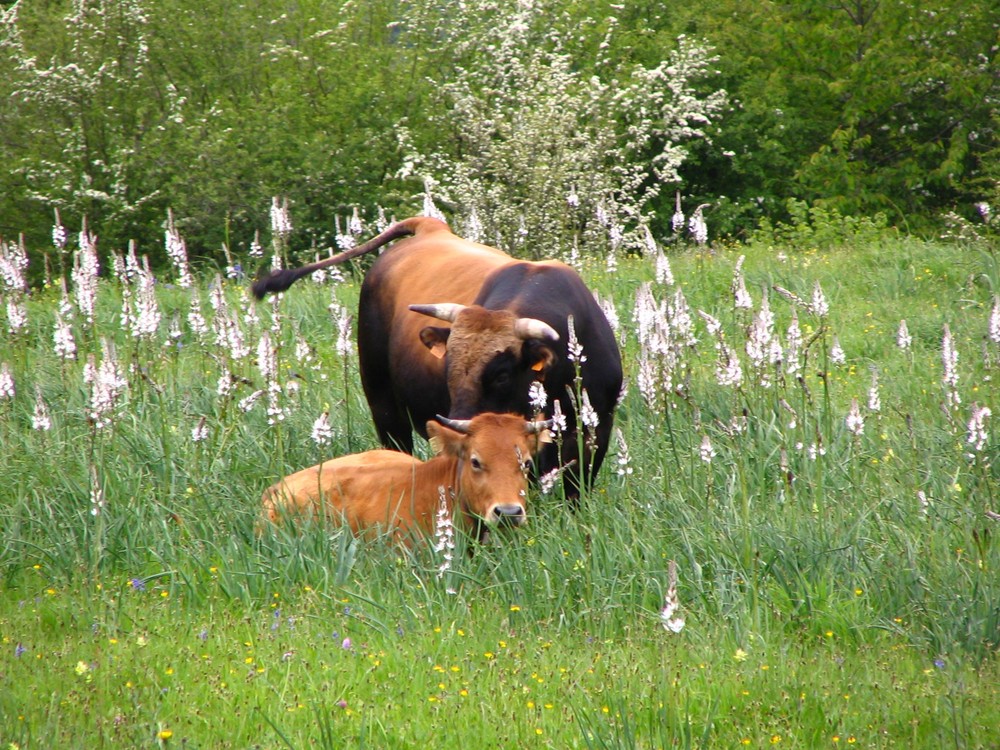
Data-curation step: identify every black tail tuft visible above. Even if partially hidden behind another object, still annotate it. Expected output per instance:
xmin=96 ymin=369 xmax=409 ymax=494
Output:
xmin=250 ymin=219 xmax=420 ymax=300
xmin=251 ymin=269 xmax=298 ymax=299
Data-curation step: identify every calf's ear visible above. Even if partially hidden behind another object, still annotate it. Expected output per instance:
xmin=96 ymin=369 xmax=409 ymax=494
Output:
xmin=528 ymin=428 xmax=553 ymax=454
xmin=426 ymin=420 xmax=462 ymax=456
xmin=419 ymin=326 xmax=451 ymax=359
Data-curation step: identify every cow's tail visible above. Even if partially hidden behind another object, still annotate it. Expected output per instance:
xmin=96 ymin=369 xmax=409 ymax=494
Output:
xmin=251 ymin=216 xmax=448 ymax=299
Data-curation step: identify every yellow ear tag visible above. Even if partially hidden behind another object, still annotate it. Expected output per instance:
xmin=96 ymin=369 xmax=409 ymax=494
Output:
xmin=430 ymin=342 xmax=447 ymax=359
xmin=531 ymin=360 xmax=545 ymax=372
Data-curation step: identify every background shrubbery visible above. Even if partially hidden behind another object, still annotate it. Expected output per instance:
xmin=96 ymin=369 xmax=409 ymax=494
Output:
xmin=2 ymin=0 xmax=998 ymax=275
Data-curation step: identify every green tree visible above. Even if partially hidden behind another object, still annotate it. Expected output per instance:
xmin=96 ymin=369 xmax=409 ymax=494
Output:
xmin=673 ymin=0 xmax=999 ymax=236
xmin=0 ymin=0 xmax=430 ymax=272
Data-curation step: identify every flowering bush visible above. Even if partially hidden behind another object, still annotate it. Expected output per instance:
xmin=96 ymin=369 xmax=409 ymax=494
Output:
xmin=397 ymin=1 xmax=727 ymax=257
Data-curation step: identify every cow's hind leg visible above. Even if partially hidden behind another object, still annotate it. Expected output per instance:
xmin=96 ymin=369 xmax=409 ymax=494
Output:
xmin=357 ymin=298 xmax=415 ymax=454
xmin=363 ymin=383 xmax=415 ymax=454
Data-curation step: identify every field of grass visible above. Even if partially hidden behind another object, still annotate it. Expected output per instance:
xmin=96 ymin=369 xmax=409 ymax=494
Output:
xmin=1 ymin=232 xmax=998 ymax=748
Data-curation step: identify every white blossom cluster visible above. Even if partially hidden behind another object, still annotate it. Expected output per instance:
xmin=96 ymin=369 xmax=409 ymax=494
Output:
xmin=32 ymin=386 xmax=52 ymax=431
xmin=433 ymin=486 xmax=456 ymax=585
xmin=633 ymin=281 xmax=695 ymax=411
xmin=745 ymin=293 xmax=781 ymax=388
xmin=90 ymin=467 xmax=105 ymax=517
xmin=311 ymin=410 xmax=333 ymax=447
xmin=941 ymin=324 xmax=960 ymax=411
xmin=897 ymin=319 xmax=912 ymax=350
xmin=330 ymin=304 xmax=353 ymax=359
xmin=698 ymin=309 xmax=742 ymax=389
xmin=660 ymin=559 xmax=685 ymax=634
xmin=613 ymin=428 xmax=632 ymax=477
xmin=965 ymin=403 xmax=991 ymax=456
xmin=528 ymin=381 xmax=547 ymax=414
xmin=731 ymin=256 xmax=752 ymax=310
xmin=270 ymin=196 xmax=293 ymax=236
xmin=5 ymin=296 xmax=27 ymax=335
xmin=52 ymin=210 xmax=68 ymax=252
xmin=0 ymin=363 xmax=15 ymax=401
xmin=867 ymin=369 xmax=881 ymax=414
xmin=72 ymin=224 xmax=100 ymax=326
xmin=846 ymin=398 xmax=865 ymax=437
xmin=0 ymin=237 xmax=28 ymax=293
xmin=129 ymin=256 xmax=162 ymax=340
xmin=87 ymin=339 xmax=128 ymax=430
xmin=165 ymin=210 xmax=194 ymax=289
xmin=257 ymin=332 xmax=285 ymax=425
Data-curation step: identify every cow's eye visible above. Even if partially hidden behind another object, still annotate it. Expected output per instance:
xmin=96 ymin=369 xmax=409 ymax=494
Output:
xmin=469 ymin=456 xmax=483 ymax=471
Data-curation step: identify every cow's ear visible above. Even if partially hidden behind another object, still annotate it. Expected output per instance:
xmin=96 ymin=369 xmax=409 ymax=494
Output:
xmin=420 ymin=326 xmax=451 ymax=359
xmin=426 ymin=420 xmax=461 ymax=455
xmin=527 ymin=427 xmax=553 ymax=455
xmin=523 ymin=340 xmax=556 ymax=376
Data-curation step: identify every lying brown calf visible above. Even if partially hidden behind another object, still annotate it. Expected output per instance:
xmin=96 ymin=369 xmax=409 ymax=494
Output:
xmin=260 ymin=413 xmax=552 ymax=542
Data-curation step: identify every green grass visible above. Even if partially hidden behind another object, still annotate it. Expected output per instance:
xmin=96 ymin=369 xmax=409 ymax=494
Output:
xmin=1 ymin=236 xmax=998 ymax=748
xmin=3 ymin=581 xmax=995 ymax=748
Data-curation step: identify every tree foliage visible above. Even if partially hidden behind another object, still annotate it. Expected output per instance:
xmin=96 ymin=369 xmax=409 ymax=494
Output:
xmin=1 ymin=0 xmax=429 ymax=267
xmin=673 ymin=0 xmax=1000 ymax=236
xmin=0 ymin=0 xmax=997 ymax=272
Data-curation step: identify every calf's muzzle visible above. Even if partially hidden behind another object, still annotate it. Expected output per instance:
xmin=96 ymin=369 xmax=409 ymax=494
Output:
xmin=490 ymin=503 xmax=527 ymax=526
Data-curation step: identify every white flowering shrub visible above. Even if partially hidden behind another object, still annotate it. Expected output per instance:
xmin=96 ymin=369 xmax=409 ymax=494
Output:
xmin=2 ymin=0 xmax=165 ymax=227
xmin=397 ymin=1 xmax=727 ymax=258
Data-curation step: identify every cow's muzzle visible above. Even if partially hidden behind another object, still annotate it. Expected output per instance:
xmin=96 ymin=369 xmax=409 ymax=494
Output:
xmin=489 ymin=503 xmax=526 ymax=526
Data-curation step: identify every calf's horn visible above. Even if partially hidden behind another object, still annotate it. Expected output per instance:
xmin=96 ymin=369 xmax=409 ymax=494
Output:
xmin=409 ymin=303 xmax=467 ymax=322
xmin=525 ymin=419 xmax=555 ymax=434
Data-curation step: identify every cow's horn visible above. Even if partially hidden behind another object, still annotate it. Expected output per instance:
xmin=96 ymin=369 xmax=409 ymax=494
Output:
xmin=409 ymin=303 xmax=467 ymax=323
xmin=435 ymin=415 xmax=472 ymax=434
xmin=514 ymin=317 xmax=559 ymax=341
xmin=525 ymin=419 xmax=555 ymax=435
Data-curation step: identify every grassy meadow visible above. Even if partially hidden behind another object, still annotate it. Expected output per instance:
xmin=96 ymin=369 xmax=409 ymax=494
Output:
xmin=0 ymin=231 xmax=998 ymax=748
